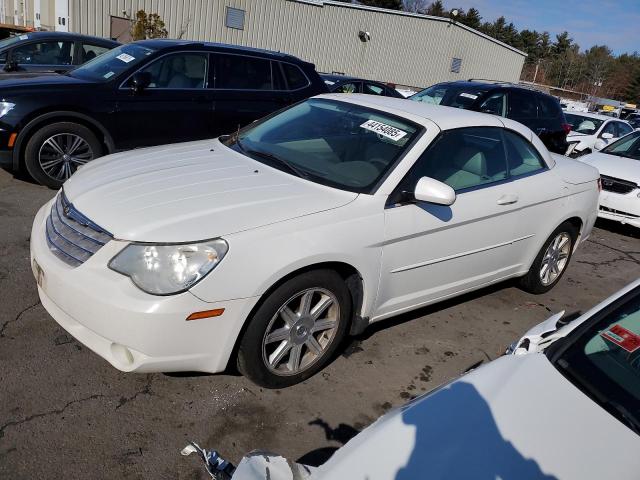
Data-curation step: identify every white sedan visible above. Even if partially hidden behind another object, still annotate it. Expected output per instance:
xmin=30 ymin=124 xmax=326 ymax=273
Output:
xmin=580 ymin=131 xmax=640 ymax=228
xmin=565 ymin=111 xmax=634 ymax=157
xmin=30 ymin=94 xmax=600 ymax=387
xmin=201 ymin=279 xmax=640 ymax=479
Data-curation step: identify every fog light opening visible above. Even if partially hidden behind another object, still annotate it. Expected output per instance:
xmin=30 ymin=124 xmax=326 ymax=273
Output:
xmin=110 ymin=343 xmax=135 ymax=366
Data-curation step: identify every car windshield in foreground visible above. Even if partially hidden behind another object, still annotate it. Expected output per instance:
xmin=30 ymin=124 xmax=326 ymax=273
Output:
xmin=550 ymin=288 xmax=640 ymax=435
xmin=224 ymin=98 xmax=421 ymax=193
xmin=565 ymin=113 xmax=605 ymax=135
xmin=68 ymin=44 xmax=155 ymax=82
xmin=410 ymin=84 xmax=488 ymax=109
xmin=602 ymin=131 xmax=640 ymax=160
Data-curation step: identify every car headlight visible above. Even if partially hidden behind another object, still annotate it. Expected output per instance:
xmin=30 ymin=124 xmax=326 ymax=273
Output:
xmin=0 ymin=101 xmax=15 ymax=118
xmin=109 ymin=239 xmax=228 ymax=295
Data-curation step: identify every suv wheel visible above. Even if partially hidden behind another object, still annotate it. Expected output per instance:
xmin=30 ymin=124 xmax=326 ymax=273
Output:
xmin=24 ymin=122 xmax=103 ymax=188
xmin=237 ymin=270 xmax=351 ymax=388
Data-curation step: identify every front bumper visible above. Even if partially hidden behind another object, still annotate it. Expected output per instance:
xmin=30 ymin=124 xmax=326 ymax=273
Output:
xmin=30 ymin=199 xmax=260 ymax=373
xmin=598 ymin=190 xmax=640 ymax=228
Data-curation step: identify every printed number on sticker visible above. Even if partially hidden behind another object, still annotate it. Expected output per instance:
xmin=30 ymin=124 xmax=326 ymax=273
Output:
xmin=360 ymin=120 xmax=407 ymax=141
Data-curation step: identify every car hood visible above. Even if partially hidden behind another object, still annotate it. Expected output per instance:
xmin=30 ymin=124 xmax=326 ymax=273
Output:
xmin=0 ymin=71 xmax=90 ymax=88
xmin=567 ymin=131 xmax=591 ymax=138
xmin=581 ymin=151 xmax=640 ymax=182
xmin=313 ymin=354 xmax=640 ymax=480
xmin=63 ymin=139 xmax=358 ymax=242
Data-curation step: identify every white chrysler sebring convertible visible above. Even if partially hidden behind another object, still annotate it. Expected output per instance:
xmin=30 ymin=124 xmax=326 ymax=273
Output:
xmin=31 ymin=94 xmax=600 ymax=387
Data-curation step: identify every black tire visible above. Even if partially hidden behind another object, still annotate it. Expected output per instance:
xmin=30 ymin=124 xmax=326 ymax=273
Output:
xmin=24 ymin=121 xmax=103 ymax=189
xmin=519 ymin=221 xmax=578 ymax=294
xmin=237 ymin=270 xmax=352 ymax=388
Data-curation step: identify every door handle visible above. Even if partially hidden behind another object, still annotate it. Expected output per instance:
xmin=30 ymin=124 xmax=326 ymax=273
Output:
xmin=497 ymin=194 xmax=519 ymax=205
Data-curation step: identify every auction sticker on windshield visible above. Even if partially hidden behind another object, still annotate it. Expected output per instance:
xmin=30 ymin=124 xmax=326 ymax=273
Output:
xmin=360 ymin=120 xmax=408 ymax=141
xmin=601 ymin=324 xmax=640 ymax=353
xmin=116 ymin=53 xmax=135 ymax=63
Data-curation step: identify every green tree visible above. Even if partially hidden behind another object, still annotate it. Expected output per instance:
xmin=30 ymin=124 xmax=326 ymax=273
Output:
xmin=459 ymin=7 xmax=481 ymax=29
xmin=130 ymin=10 xmax=168 ymax=40
xmin=424 ymin=0 xmax=446 ymax=16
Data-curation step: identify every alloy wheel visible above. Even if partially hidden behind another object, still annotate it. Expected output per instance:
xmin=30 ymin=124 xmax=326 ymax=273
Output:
xmin=38 ymin=133 xmax=94 ymax=182
xmin=539 ymin=232 xmax=571 ymax=286
xmin=262 ymin=288 xmax=340 ymax=376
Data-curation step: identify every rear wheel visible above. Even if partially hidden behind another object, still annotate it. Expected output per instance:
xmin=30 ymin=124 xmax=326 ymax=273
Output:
xmin=24 ymin=122 xmax=103 ymax=188
xmin=237 ymin=270 xmax=351 ymax=388
xmin=519 ymin=222 xmax=578 ymax=294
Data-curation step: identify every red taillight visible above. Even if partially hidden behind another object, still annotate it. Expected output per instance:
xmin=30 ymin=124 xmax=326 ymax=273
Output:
xmin=562 ymin=123 xmax=572 ymax=135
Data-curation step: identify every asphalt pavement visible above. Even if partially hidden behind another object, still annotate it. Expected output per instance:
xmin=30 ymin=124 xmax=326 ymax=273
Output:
xmin=1 ymin=163 xmax=638 ymax=479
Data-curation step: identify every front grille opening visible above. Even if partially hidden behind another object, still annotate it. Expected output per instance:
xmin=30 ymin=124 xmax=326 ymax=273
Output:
xmin=45 ymin=192 xmax=112 ymax=267
xmin=600 ymin=175 xmax=638 ymax=195
xmin=600 ymin=205 xmax=640 ymax=219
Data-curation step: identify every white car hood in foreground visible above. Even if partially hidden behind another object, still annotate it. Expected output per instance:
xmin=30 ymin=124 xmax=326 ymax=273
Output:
xmin=63 ymin=140 xmax=358 ymax=242
xmin=581 ymin=151 xmax=640 ymax=182
xmin=312 ymin=354 xmax=639 ymax=480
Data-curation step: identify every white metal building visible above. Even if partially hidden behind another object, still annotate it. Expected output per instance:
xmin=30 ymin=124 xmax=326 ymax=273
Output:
xmin=32 ymin=0 xmax=527 ymax=89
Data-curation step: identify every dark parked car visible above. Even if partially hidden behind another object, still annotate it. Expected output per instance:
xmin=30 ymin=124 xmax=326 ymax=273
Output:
xmin=321 ymin=73 xmax=404 ymax=98
xmin=0 ymin=40 xmax=328 ymax=188
xmin=410 ymin=80 xmax=570 ymax=154
xmin=0 ymin=31 xmax=119 ymax=74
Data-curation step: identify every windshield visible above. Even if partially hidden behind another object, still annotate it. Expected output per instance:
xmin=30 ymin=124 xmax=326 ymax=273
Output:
xmin=68 ymin=44 xmax=155 ymax=82
xmin=602 ymin=131 xmax=640 ymax=159
xmin=410 ymin=84 xmax=487 ymax=109
xmin=0 ymin=35 xmax=27 ymax=50
xmin=551 ymin=288 xmax=640 ymax=434
xmin=565 ymin=113 xmax=604 ymax=135
xmin=224 ymin=98 xmax=421 ymax=193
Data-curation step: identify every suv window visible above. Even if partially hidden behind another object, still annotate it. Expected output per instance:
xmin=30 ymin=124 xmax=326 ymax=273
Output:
xmin=478 ymin=92 xmax=506 ymax=116
xmin=139 ymin=52 xmax=207 ymax=89
xmin=538 ymin=95 xmax=562 ymax=119
xmin=503 ymin=130 xmax=546 ymax=176
xmin=406 ymin=127 xmax=508 ymax=192
xmin=216 ymin=54 xmax=272 ymax=90
xmin=281 ymin=63 xmax=308 ymax=90
xmin=508 ymin=90 xmax=538 ymax=120
xmin=411 ymin=84 xmax=487 ymax=108
xmin=364 ymin=83 xmax=385 ymax=96
xmin=82 ymin=43 xmax=110 ymax=62
xmin=12 ymin=41 xmax=74 ymax=65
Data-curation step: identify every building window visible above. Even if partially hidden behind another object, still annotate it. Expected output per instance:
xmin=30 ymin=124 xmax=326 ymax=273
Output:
xmin=451 ymin=57 xmax=462 ymax=73
xmin=225 ymin=7 xmax=245 ymax=30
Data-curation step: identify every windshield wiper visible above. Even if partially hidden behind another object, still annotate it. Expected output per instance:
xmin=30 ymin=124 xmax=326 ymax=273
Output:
xmin=246 ymin=149 xmax=309 ymax=180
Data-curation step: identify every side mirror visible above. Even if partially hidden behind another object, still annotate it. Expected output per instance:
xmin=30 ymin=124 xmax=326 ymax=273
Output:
xmin=413 ymin=177 xmax=456 ymax=205
xmin=130 ymin=71 xmax=151 ymax=93
xmin=601 ymin=132 xmax=614 ymax=140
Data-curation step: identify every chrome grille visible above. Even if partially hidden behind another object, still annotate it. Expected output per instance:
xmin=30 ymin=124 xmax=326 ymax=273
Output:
xmin=600 ymin=175 xmax=638 ymax=195
xmin=45 ymin=192 xmax=112 ymax=267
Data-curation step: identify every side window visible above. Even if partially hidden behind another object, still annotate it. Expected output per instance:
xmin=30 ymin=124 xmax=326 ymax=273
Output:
xmin=334 ymin=82 xmax=358 ymax=94
xmin=364 ymin=83 xmax=385 ymax=96
xmin=508 ymin=91 xmax=538 ymax=120
xmin=405 ymin=127 xmax=508 ymax=192
xmin=272 ymin=62 xmax=286 ymax=90
xmin=478 ymin=92 xmax=506 ymax=117
xmin=281 ymin=63 xmax=309 ymax=90
xmin=82 ymin=43 xmax=110 ymax=62
xmin=601 ymin=121 xmax=617 ymax=137
xmin=0 ymin=51 xmax=6 ymax=63
xmin=538 ymin=95 xmax=562 ymax=119
xmin=12 ymin=41 xmax=75 ymax=65
xmin=503 ymin=130 xmax=546 ymax=177
xmin=617 ymin=122 xmax=633 ymax=137
xmin=137 ymin=53 xmax=207 ymax=89
xmin=216 ymin=54 xmax=272 ymax=90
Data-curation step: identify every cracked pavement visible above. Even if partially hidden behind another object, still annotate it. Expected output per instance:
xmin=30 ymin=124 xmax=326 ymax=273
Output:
xmin=1 ymin=165 xmax=639 ymax=479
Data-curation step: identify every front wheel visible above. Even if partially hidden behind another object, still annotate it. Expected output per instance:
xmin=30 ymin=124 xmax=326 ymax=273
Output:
xmin=519 ymin=222 xmax=578 ymax=294
xmin=237 ymin=270 xmax=351 ymax=388
xmin=24 ymin=121 xmax=103 ymax=188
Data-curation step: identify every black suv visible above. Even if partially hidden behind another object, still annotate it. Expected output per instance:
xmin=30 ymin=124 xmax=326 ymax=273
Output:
xmin=0 ymin=40 xmax=327 ymax=187
xmin=0 ymin=31 xmax=119 ymax=74
xmin=409 ymin=81 xmax=570 ymax=154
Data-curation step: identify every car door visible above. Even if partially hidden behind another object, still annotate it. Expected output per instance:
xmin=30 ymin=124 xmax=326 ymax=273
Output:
xmin=375 ymin=126 xmax=522 ymax=319
xmin=209 ymin=53 xmax=291 ymax=136
xmin=114 ymin=51 xmax=214 ymax=149
xmin=8 ymin=39 xmax=75 ymax=73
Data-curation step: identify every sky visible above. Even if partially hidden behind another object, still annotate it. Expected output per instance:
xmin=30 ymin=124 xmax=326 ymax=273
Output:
xmin=448 ymin=0 xmax=640 ymax=55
